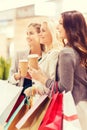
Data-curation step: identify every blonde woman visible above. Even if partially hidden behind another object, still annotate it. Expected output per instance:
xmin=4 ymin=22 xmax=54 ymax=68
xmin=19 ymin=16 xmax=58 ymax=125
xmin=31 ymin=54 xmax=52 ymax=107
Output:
xmin=24 ymin=19 xmax=63 ymax=99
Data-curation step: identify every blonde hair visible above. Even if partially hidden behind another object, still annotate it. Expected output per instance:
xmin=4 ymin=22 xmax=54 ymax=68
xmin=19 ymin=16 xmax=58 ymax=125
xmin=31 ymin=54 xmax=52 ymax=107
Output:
xmin=42 ymin=19 xmax=63 ymax=51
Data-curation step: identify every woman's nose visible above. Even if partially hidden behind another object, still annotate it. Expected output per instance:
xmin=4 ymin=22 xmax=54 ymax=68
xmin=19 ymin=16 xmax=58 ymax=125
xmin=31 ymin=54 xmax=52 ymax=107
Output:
xmin=56 ymin=24 xmax=59 ymax=30
xmin=38 ymin=32 xmax=42 ymax=37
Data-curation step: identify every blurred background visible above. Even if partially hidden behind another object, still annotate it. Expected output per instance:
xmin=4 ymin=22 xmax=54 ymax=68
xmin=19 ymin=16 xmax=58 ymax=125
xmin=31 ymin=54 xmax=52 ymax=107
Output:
xmin=0 ymin=0 xmax=87 ymax=59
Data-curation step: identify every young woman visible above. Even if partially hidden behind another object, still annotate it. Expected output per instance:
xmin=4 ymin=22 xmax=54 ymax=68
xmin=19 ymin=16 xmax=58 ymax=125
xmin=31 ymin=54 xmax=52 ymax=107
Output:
xmin=8 ymin=23 xmax=44 ymax=90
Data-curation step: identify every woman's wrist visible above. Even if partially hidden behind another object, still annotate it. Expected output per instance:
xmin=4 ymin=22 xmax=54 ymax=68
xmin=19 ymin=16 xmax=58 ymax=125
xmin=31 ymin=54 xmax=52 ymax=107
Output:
xmin=40 ymin=75 xmax=48 ymax=85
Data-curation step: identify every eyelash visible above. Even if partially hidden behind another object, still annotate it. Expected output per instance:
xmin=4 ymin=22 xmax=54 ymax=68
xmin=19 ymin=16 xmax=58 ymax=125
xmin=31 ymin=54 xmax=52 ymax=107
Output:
xmin=40 ymin=29 xmax=45 ymax=32
xmin=59 ymin=22 xmax=63 ymax=25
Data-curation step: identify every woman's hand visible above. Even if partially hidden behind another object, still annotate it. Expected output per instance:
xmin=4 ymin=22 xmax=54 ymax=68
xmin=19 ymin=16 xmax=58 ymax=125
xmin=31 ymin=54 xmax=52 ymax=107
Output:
xmin=24 ymin=86 xmax=37 ymax=97
xmin=14 ymin=72 xmax=21 ymax=80
xmin=24 ymin=85 xmax=47 ymax=97
xmin=24 ymin=87 xmax=32 ymax=97
xmin=25 ymin=72 xmax=32 ymax=79
xmin=28 ymin=67 xmax=48 ymax=85
xmin=14 ymin=66 xmax=22 ymax=80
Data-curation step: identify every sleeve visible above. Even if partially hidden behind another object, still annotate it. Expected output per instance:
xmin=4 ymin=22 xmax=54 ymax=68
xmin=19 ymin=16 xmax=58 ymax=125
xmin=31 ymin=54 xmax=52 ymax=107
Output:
xmin=45 ymin=51 xmax=75 ymax=93
xmin=45 ymin=78 xmax=55 ymax=90
xmin=8 ymin=52 xmax=19 ymax=85
xmin=47 ymin=50 xmax=58 ymax=79
xmin=58 ymin=52 xmax=75 ymax=92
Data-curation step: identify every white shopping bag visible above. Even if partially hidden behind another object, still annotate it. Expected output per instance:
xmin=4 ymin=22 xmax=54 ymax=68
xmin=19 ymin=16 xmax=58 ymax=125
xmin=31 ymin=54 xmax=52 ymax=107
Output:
xmin=63 ymin=91 xmax=82 ymax=130
xmin=76 ymin=101 xmax=87 ymax=130
xmin=0 ymin=80 xmax=23 ymax=125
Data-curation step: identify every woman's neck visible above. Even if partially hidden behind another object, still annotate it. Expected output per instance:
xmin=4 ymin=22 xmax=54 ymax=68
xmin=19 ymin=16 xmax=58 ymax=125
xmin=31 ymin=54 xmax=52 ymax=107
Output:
xmin=45 ymin=44 xmax=53 ymax=53
xmin=30 ymin=46 xmax=42 ymax=57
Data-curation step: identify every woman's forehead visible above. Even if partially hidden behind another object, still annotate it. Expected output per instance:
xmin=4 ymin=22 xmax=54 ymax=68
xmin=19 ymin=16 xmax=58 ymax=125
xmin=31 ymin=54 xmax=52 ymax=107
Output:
xmin=41 ymin=22 xmax=47 ymax=28
xmin=58 ymin=16 xmax=63 ymax=22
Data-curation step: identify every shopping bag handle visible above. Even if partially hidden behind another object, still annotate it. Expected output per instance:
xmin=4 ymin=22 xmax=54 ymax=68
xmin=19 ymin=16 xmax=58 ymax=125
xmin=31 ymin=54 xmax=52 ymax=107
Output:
xmin=49 ymin=81 xmax=59 ymax=97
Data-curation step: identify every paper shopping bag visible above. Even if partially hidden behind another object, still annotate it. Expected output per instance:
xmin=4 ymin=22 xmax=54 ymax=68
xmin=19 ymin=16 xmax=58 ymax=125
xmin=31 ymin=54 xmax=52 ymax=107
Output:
xmin=76 ymin=101 xmax=87 ymax=130
xmin=6 ymin=94 xmax=25 ymax=122
xmin=0 ymin=80 xmax=23 ymax=125
xmin=4 ymin=97 xmax=27 ymax=130
xmin=63 ymin=91 xmax=82 ymax=130
xmin=16 ymin=94 xmax=49 ymax=130
xmin=0 ymin=124 xmax=4 ymax=130
xmin=38 ymin=92 xmax=63 ymax=130
xmin=6 ymin=97 xmax=30 ymax=130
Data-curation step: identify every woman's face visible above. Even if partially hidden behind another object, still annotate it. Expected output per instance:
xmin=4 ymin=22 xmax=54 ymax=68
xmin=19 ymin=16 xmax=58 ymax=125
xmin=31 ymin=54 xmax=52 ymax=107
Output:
xmin=39 ymin=22 xmax=52 ymax=45
xmin=26 ymin=25 xmax=40 ymax=47
xmin=57 ymin=16 xmax=67 ymax=39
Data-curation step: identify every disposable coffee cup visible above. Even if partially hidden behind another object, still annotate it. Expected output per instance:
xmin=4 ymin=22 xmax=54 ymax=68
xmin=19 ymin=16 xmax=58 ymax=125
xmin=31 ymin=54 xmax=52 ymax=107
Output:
xmin=19 ymin=59 xmax=28 ymax=77
xmin=28 ymin=54 xmax=38 ymax=69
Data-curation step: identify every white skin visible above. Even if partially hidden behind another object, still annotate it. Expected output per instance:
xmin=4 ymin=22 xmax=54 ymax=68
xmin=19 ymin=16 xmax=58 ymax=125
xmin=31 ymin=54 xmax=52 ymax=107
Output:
xmin=24 ymin=22 xmax=54 ymax=96
xmin=26 ymin=25 xmax=41 ymax=55
xmin=14 ymin=25 xmax=42 ymax=80
xmin=39 ymin=22 xmax=53 ymax=52
xmin=57 ymin=16 xmax=67 ymax=41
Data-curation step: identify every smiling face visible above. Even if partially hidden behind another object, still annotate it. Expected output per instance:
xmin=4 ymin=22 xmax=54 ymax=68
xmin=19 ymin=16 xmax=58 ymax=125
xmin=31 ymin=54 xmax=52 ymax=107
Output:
xmin=26 ymin=24 xmax=40 ymax=48
xmin=39 ymin=22 xmax=52 ymax=46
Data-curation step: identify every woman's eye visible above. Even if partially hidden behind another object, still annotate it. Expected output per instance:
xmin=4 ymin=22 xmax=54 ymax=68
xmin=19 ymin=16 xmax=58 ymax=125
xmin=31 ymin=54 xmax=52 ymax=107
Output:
xmin=59 ymin=22 xmax=63 ymax=25
xmin=41 ymin=29 xmax=45 ymax=32
xmin=30 ymin=32 xmax=33 ymax=35
xmin=29 ymin=32 xmax=33 ymax=35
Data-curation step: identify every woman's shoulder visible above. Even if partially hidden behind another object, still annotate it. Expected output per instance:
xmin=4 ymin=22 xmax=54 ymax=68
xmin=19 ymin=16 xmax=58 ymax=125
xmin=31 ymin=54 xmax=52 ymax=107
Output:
xmin=49 ymin=48 xmax=61 ymax=55
xmin=59 ymin=47 xmax=77 ymax=56
xmin=59 ymin=48 xmax=74 ymax=63
xmin=60 ymin=47 xmax=80 ymax=57
xmin=59 ymin=47 xmax=80 ymax=64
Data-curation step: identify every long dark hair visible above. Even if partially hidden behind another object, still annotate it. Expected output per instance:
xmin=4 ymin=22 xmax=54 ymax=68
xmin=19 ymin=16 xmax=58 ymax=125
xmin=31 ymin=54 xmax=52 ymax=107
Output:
xmin=61 ymin=10 xmax=87 ymax=69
